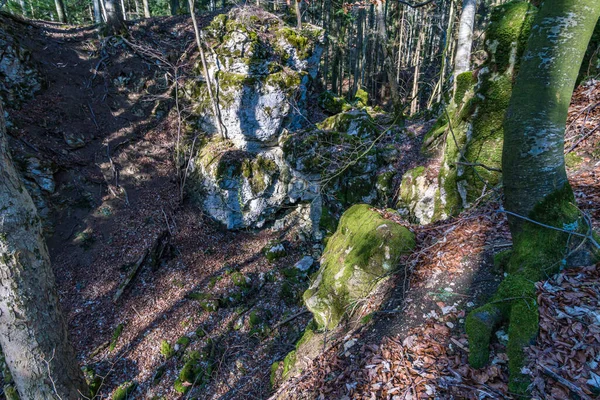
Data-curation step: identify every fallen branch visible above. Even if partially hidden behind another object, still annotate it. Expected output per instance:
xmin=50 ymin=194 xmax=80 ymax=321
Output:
xmin=271 ymin=310 xmax=311 ymax=331
xmin=113 ymin=230 xmax=170 ymax=302
xmin=539 ymin=364 xmax=592 ymax=400
xmin=113 ymin=249 xmax=148 ymax=303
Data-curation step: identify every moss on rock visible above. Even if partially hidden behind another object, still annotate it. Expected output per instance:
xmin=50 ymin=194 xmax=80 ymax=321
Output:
xmin=303 ymin=205 xmax=415 ymax=329
xmin=112 ymin=382 xmax=136 ymax=400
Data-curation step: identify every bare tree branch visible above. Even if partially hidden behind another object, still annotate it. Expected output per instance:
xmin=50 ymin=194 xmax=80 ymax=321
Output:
xmin=397 ymin=0 xmax=435 ymax=8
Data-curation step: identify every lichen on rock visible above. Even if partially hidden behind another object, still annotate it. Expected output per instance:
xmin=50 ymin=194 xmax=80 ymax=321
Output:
xmin=186 ymin=8 xmax=327 ymax=230
xmin=303 ymin=204 xmax=415 ymax=329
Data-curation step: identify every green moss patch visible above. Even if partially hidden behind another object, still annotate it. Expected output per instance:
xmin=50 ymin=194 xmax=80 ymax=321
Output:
xmin=303 ymin=204 xmax=415 ymax=329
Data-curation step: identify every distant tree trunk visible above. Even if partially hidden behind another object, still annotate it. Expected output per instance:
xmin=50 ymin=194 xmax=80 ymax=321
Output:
xmin=18 ymin=0 xmax=27 ymax=17
xmin=188 ymin=0 xmax=226 ymax=140
xmin=54 ymin=0 xmax=67 ymax=23
xmin=133 ymin=0 xmax=141 ymax=18
xmin=170 ymin=0 xmax=178 ymax=15
xmin=0 ymin=104 xmax=87 ymax=399
xmin=104 ymin=0 xmax=126 ymax=33
xmin=454 ymin=0 xmax=476 ymax=78
xmin=120 ymin=0 xmax=127 ymax=20
xmin=93 ymin=0 xmax=102 ymax=22
xmin=410 ymin=26 xmax=424 ymax=114
xmin=295 ymin=0 xmax=302 ymax=29
xmin=142 ymin=0 xmax=151 ymax=18
xmin=376 ymin=0 xmax=400 ymax=113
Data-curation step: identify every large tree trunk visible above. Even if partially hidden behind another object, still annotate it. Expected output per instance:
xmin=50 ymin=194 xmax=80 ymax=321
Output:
xmin=54 ymin=0 xmax=67 ymax=23
xmin=503 ymin=0 xmax=600 ymax=229
xmin=467 ymin=0 xmax=600 ymax=394
xmin=104 ymin=0 xmax=126 ymax=33
xmin=454 ymin=0 xmax=476 ymax=77
xmin=0 ymin=106 xmax=87 ymax=398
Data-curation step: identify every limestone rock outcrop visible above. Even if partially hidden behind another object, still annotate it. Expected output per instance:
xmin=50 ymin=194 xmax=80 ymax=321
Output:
xmin=303 ymin=204 xmax=415 ymax=329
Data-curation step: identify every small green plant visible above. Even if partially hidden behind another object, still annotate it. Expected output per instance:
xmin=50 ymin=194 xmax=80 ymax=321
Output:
xmin=112 ymin=381 xmax=136 ymax=400
xmin=75 ymin=229 xmax=95 ymax=249
xmin=109 ymin=324 xmax=124 ymax=352
xmin=159 ymin=340 xmax=174 ymax=359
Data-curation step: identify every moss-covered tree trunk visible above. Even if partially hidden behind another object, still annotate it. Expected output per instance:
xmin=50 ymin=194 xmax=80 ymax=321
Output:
xmin=467 ymin=0 xmax=600 ymax=394
xmin=0 ymin=104 xmax=87 ymax=398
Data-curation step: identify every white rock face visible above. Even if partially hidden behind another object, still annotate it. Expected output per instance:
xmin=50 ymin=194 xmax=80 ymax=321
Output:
xmin=188 ymin=9 xmax=325 ymax=230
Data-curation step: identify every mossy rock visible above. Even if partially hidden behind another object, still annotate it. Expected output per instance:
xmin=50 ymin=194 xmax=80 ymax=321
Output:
xmin=3 ymin=385 xmax=19 ymax=400
xmin=160 ymin=340 xmax=175 ymax=359
xmin=109 ymin=323 xmax=124 ymax=352
xmin=317 ymin=109 xmax=377 ymax=138
xmin=112 ymin=382 xmax=137 ymax=400
xmin=264 ymin=241 xmax=287 ymax=262
xmin=485 ymin=1 xmax=537 ymax=73
xmin=354 ymin=88 xmax=369 ymax=107
xmin=318 ymin=91 xmax=350 ymax=114
xmin=303 ymin=204 xmax=415 ymax=329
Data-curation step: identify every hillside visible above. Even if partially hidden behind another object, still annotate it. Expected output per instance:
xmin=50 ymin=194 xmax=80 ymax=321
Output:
xmin=0 ymin=2 xmax=599 ymax=400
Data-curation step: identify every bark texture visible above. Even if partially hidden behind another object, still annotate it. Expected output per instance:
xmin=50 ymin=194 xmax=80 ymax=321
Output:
xmin=466 ymin=0 xmax=600 ymax=394
xmin=503 ymin=0 xmax=600 ymax=231
xmin=0 ymin=106 xmax=87 ymax=398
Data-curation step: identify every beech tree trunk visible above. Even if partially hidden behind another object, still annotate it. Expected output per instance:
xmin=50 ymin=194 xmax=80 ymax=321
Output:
xmin=454 ymin=0 xmax=476 ymax=77
xmin=376 ymin=0 xmax=400 ymax=113
xmin=54 ymin=0 xmax=67 ymax=23
xmin=0 ymin=105 xmax=87 ymax=399
xmin=104 ymin=0 xmax=126 ymax=33
xmin=503 ymin=0 xmax=600 ymax=230
xmin=93 ymin=0 xmax=102 ymax=23
xmin=142 ymin=0 xmax=151 ymax=18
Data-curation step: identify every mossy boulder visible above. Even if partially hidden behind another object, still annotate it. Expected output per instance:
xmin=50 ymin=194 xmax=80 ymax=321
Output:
xmin=0 ymin=23 xmax=43 ymax=108
xmin=317 ymin=91 xmax=351 ymax=114
xmin=187 ymin=9 xmax=326 ymax=230
xmin=112 ymin=382 xmax=137 ymax=400
xmin=396 ymin=166 xmax=442 ymax=224
xmin=192 ymin=138 xmax=287 ymax=229
xmin=189 ymin=8 xmax=324 ymax=152
xmin=303 ymin=204 xmax=415 ymax=329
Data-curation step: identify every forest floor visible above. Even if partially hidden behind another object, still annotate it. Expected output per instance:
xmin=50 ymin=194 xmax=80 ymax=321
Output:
xmin=2 ymin=9 xmax=600 ymax=400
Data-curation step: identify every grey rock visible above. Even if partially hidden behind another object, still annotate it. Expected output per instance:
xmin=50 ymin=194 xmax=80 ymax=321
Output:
xmin=294 ymin=256 xmax=314 ymax=272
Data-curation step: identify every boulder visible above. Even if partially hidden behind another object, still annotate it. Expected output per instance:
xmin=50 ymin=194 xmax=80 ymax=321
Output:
xmin=0 ymin=23 xmax=43 ymax=107
xmin=303 ymin=204 xmax=415 ymax=329
xmin=186 ymin=8 xmax=324 ymax=230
